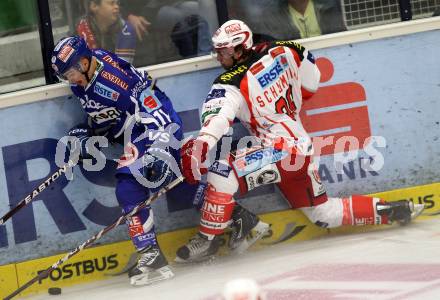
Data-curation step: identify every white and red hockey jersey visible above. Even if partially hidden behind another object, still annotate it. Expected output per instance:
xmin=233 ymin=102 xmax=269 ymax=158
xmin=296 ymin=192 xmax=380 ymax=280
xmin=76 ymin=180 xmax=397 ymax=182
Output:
xmin=199 ymin=40 xmax=321 ymax=155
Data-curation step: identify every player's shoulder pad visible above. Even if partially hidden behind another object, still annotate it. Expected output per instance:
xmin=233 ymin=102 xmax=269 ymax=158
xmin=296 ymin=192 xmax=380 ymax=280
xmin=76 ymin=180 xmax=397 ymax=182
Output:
xmin=213 ymin=51 xmax=264 ymax=87
xmin=214 ymin=64 xmax=249 ymax=87
xmin=94 ymin=48 xmax=128 ymax=67
xmin=272 ymin=40 xmax=305 ymax=61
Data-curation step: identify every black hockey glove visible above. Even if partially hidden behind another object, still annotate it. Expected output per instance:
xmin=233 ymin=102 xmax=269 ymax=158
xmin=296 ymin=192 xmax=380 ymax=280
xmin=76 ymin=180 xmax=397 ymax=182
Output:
xmin=67 ymin=125 xmax=96 ymax=160
xmin=143 ymin=148 xmax=175 ymax=191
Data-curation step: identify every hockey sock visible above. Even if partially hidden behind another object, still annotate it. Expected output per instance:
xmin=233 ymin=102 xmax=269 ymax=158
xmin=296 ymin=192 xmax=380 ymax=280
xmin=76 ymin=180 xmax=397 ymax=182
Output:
xmin=115 ymin=174 xmax=158 ymax=250
xmin=342 ymin=195 xmax=388 ymax=225
xmin=199 ymin=184 xmax=235 ymax=237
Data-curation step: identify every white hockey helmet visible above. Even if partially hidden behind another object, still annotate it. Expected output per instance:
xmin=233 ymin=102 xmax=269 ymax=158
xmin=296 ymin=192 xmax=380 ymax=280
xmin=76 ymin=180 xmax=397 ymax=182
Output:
xmin=222 ymin=278 xmax=264 ymax=300
xmin=212 ymin=19 xmax=253 ymax=50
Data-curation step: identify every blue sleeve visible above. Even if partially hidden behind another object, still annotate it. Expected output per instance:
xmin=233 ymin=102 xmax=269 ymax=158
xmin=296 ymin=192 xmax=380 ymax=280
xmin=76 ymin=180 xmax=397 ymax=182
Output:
xmin=136 ymin=87 xmax=169 ymax=128
xmin=115 ymin=20 xmax=137 ymax=63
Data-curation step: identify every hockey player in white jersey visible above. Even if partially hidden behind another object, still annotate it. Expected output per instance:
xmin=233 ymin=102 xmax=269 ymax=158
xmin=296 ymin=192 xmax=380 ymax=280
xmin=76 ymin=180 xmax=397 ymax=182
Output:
xmin=175 ymin=20 xmax=424 ymax=262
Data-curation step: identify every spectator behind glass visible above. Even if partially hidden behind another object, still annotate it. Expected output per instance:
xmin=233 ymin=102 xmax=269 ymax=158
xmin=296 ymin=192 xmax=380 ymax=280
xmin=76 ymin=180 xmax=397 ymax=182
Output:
xmin=157 ymin=1 xmax=212 ymax=58
xmin=119 ymin=0 xmax=156 ymax=42
xmin=120 ymin=0 xmax=212 ymax=64
xmin=118 ymin=0 xmax=161 ymax=66
xmin=77 ymin=0 xmax=137 ymax=63
xmin=236 ymin=0 xmax=346 ymax=40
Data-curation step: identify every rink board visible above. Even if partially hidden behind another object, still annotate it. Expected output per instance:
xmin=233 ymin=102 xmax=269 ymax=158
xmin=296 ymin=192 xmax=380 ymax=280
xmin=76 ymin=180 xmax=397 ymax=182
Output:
xmin=0 ymin=30 xmax=439 ymax=267
xmin=1 ymin=182 xmax=439 ymax=299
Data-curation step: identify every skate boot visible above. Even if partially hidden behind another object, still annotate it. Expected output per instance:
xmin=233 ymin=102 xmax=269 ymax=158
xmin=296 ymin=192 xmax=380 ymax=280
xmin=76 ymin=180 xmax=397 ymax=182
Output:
xmin=175 ymin=233 xmax=221 ymax=263
xmin=129 ymin=245 xmax=174 ymax=286
xmin=376 ymin=200 xmax=425 ymax=225
xmin=228 ymin=204 xmax=270 ymax=254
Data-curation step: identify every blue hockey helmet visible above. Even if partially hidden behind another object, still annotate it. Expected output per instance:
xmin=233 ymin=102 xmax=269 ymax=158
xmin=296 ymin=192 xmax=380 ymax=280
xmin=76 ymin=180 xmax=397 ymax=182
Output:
xmin=51 ymin=36 xmax=92 ymax=80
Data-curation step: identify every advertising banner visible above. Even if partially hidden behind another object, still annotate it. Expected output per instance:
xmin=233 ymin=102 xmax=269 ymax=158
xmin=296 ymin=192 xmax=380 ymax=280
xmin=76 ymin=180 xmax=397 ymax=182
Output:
xmin=0 ymin=30 xmax=439 ymax=266
xmin=2 ymin=182 xmax=439 ymax=299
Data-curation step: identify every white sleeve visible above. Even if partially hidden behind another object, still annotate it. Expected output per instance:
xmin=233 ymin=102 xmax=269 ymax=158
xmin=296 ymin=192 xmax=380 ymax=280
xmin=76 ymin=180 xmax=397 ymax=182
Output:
xmin=299 ymin=49 xmax=321 ymax=93
xmin=198 ymin=83 xmax=242 ymax=149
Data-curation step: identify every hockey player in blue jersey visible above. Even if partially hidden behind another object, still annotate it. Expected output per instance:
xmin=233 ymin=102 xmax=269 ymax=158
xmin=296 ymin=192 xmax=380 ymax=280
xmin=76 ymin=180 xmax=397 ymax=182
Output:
xmin=51 ymin=36 xmax=183 ymax=286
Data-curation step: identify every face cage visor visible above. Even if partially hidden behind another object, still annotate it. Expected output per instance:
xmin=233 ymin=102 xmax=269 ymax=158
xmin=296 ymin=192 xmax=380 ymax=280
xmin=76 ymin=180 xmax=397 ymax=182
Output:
xmin=211 ymin=46 xmax=235 ymax=59
xmin=55 ymin=61 xmax=83 ymax=82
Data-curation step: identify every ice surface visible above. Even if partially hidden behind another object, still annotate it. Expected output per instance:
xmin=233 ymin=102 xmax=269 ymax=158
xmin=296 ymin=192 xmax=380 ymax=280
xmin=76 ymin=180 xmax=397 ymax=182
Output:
xmin=24 ymin=218 xmax=440 ymax=300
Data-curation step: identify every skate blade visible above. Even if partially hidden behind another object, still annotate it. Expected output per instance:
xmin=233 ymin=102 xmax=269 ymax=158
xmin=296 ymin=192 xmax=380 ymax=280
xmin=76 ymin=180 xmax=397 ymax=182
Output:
xmin=411 ymin=203 xmax=425 ymax=220
xmin=130 ymin=266 xmax=174 ymax=286
xmin=174 ymin=254 xmax=216 ymax=264
xmin=230 ymin=221 xmax=270 ymax=255
xmin=398 ymin=203 xmax=425 ymax=226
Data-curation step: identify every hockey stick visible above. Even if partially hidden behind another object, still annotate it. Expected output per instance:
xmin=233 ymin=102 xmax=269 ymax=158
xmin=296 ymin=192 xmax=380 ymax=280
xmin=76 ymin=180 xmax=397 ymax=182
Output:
xmin=4 ymin=176 xmax=184 ymax=300
xmin=0 ymin=160 xmax=77 ymax=226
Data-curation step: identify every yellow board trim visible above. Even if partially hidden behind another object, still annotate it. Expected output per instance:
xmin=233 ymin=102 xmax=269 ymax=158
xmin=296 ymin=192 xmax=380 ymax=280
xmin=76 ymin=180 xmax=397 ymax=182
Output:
xmin=1 ymin=182 xmax=439 ymax=298
xmin=0 ymin=264 xmax=18 ymax=297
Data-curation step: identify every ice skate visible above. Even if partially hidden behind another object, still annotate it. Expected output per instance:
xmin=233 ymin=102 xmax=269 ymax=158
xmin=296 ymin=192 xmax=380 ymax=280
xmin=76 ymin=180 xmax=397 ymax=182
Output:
xmin=129 ymin=245 xmax=174 ymax=286
xmin=175 ymin=233 xmax=221 ymax=263
xmin=228 ymin=204 xmax=270 ymax=255
xmin=377 ymin=200 xmax=425 ymax=225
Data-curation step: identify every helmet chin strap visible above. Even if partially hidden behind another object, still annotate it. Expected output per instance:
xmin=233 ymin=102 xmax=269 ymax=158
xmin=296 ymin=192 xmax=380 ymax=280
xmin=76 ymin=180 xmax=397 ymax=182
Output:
xmin=231 ymin=56 xmax=238 ymax=66
xmin=231 ymin=50 xmax=249 ymax=67
xmin=230 ymin=46 xmax=250 ymax=67
xmin=81 ymin=57 xmax=92 ymax=82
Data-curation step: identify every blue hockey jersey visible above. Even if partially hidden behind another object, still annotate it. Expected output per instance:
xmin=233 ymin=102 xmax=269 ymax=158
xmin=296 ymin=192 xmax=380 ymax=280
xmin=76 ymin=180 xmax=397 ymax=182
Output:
xmin=71 ymin=48 xmax=182 ymax=142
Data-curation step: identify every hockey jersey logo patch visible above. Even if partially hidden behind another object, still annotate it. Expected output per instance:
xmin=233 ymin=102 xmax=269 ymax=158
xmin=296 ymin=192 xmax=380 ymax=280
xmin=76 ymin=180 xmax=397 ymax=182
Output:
xmin=57 ymin=45 xmax=75 ymax=63
xmin=208 ymin=161 xmax=231 ymax=178
xmin=308 ymin=162 xmax=325 ymax=197
xmin=101 ymin=71 xmax=129 ymax=90
xmin=270 ymin=46 xmax=286 ymax=59
xmin=225 ymin=23 xmax=241 ymax=34
xmin=80 ymin=98 xmax=106 ymax=110
xmin=233 ymin=147 xmax=288 ymax=177
xmin=220 ymin=65 xmax=248 ymax=82
xmin=89 ymin=107 xmax=121 ymax=124
xmin=128 ymin=216 xmax=144 ymax=237
xmin=256 ymin=57 xmax=287 ymax=88
xmin=205 ymin=88 xmax=226 ymax=102
xmin=140 ymin=90 xmax=162 ymax=112
xmin=94 ymin=82 xmax=120 ymax=101
xmin=250 ymin=62 xmax=264 ymax=75
xmin=102 ymin=55 xmax=128 ymax=75
xmin=245 ymin=164 xmax=281 ymax=191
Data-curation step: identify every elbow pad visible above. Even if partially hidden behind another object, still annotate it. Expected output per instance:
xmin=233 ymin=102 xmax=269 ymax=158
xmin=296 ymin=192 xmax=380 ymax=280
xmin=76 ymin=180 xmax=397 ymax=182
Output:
xmin=200 ymin=114 xmax=231 ymax=142
xmin=300 ymin=51 xmax=321 ymax=94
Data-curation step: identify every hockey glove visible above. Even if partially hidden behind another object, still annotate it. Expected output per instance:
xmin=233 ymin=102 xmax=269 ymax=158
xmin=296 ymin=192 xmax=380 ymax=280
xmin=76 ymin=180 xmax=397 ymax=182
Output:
xmin=180 ymin=138 xmax=208 ymax=185
xmin=144 ymin=148 xmax=175 ymax=190
xmin=68 ymin=125 xmax=96 ymax=160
